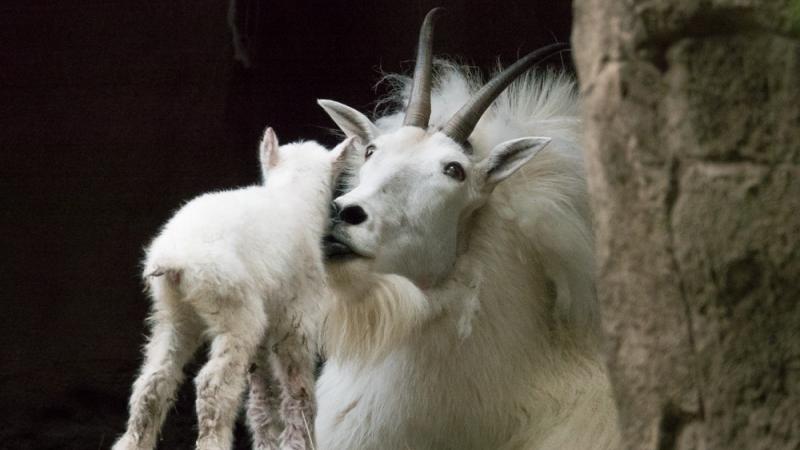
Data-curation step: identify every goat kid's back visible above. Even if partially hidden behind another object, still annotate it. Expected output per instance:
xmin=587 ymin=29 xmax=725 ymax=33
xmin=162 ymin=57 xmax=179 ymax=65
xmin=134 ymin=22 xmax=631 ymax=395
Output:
xmin=144 ymin=132 xmax=353 ymax=317
xmin=146 ymin=185 xmax=318 ymax=303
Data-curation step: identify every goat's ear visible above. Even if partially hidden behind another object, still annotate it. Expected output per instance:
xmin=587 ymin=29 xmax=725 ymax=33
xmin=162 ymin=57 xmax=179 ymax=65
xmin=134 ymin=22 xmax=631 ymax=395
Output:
xmin=317 ymin=99 xmax=379 ymax=143
xmin=476 ymin=137 xmax=551 ymax=190
xmin=259 ymin=126 xmax=280 ymax=171
xmin=329 ymin=137 xmax=357 ymax=179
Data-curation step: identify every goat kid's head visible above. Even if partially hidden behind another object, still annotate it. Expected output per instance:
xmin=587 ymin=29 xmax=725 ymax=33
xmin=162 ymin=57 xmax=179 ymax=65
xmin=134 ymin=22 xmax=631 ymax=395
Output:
xmin=259 ymin=127 xmax=355 ymax=188
xmin=322 ymin=9 xmax=563 ymax=286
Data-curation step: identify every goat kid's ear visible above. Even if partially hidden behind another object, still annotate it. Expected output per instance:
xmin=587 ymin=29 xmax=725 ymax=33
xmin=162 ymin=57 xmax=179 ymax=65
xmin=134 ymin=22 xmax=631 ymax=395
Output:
xmin=330 ymin=136 xmax=356 ymax=162
xmin=317 ymin=99 xmax=379 ymax=144
xmin=329 ymin=137 xmax=357 ymax=178
xmin=260 ymin=126 xmax=280 ymax=170
xmin=477 ymin=137 xmax=551 ymax=190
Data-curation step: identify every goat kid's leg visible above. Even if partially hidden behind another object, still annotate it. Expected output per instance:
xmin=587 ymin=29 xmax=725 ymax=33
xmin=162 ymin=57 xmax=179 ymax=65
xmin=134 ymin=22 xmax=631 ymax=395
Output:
xmin=194 ymin=303 xmax=266 ymax=450
xmin=113 ymin=309 xmax=202 ymax=450
xmin=246 ymin=342 xmax=283 ymax=450
xmin=272 ymin=331 xmax=317 ymax=450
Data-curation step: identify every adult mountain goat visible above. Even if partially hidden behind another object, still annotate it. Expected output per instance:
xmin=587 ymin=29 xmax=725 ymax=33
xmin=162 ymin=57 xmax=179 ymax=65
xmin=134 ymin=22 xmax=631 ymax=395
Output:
xmin=113 ymin=130 xmax=354 ymax=450
xmin=317 ymin=9 xmax=620 ymax=449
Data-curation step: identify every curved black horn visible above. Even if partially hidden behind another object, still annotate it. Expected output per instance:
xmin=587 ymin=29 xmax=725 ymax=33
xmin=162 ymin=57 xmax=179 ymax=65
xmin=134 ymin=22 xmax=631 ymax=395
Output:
xmin=440 ymin=43 xmax=570 ymax=144
xmin=402 ymin=8 xmax=443 ymax=128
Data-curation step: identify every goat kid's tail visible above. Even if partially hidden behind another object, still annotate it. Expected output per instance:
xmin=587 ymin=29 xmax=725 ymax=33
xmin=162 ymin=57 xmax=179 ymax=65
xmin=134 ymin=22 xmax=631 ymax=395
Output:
xmin=143 ymin=264 xmax=186 ymax=301
xmin=145 ymin=266 xmax=182 ymax=284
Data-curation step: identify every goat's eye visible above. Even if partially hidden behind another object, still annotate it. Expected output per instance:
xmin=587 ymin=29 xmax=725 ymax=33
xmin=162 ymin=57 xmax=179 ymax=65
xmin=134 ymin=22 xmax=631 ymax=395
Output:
xmin=443 ymin=162 xmax=465 ymax=181
xmin=365 ymin=144 xmax=376 ymax=160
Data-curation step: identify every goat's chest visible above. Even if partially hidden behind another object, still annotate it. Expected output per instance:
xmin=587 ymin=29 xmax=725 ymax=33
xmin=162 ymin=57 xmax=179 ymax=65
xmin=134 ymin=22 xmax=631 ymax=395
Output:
xmin=315 ymin=351 xmax=517 ymax=450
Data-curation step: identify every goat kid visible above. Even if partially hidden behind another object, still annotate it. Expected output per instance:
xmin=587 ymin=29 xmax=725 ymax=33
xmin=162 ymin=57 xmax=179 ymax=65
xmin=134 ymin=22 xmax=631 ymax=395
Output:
xmin=113 ymin=129 xmax=354 ymax=450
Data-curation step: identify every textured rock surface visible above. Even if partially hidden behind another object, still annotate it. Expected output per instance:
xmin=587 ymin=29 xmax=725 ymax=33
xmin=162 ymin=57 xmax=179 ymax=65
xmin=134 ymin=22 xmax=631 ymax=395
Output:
xmin=573 ymin=1 xmax=800 ymax=449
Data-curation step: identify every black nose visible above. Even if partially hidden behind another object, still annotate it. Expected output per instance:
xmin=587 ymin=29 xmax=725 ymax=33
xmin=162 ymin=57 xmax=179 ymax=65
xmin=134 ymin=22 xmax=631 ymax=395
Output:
xmin=339 ymin=205 xmax=368 ymax=225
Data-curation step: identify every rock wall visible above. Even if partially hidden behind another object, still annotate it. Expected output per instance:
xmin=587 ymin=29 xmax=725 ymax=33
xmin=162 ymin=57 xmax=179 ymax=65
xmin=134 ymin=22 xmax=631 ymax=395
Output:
xmin=573 ymin=1 xmax=800 ymax=449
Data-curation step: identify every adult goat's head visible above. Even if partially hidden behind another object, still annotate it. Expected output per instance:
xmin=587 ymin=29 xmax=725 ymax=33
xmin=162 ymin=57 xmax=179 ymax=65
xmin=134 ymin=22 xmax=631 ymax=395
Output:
xmin=322 ymin=8 xmax=566 ymax=286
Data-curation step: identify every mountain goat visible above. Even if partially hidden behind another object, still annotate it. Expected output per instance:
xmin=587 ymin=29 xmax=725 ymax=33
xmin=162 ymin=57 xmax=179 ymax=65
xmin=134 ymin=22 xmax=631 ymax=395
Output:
xmin=113 ymin=129 xmax=354 ymax=450
xmin=316 ymin=9 xmax=620 ymax=449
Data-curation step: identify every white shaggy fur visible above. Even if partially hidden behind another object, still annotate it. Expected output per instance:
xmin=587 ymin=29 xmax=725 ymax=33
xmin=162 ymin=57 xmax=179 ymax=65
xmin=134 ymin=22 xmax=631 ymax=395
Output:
xmin=113 ymin=130 xmax=353 ymax=450
xmin=316 ymin=63 xmax=620 ymax=449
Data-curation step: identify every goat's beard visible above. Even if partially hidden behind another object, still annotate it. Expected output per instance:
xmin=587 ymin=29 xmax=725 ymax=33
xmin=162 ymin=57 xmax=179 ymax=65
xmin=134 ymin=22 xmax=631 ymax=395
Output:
xmin=324 ymin=257 xmax=376 ymax=299
xmin=322 ymin=258 xmax=433 ymax=365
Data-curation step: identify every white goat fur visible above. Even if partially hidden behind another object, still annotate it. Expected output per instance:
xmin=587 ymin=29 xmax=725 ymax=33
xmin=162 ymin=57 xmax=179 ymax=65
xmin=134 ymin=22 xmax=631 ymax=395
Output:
xmin=316 ymin=63 xmax=621 ymax=449
xmin=113 ymin=131 xmax=353 ymax=450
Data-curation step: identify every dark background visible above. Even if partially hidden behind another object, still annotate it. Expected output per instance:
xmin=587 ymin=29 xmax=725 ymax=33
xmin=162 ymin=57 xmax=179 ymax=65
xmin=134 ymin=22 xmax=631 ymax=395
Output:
xmin=0 ymin=1 xmax=571 ymax=448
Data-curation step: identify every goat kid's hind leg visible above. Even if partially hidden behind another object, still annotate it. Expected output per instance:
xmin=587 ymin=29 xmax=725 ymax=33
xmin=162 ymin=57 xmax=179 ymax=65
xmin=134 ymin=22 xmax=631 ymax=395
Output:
xmin=272 ymin=330 xmax=317 ymax=450
xmin=113 ymin=305 xmax=203 ymax=450
xmin=246 ymin=342 xmax=283 ymax=450
xmin=194 ymin=299 xmax=266 ymax=450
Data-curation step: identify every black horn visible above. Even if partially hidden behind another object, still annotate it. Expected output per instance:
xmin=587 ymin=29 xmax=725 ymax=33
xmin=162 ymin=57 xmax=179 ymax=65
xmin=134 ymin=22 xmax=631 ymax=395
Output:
xmin=402 ymin=8 xmax=443 ymax=128
xmin=440 ymin=43 xmax=570 ymax=144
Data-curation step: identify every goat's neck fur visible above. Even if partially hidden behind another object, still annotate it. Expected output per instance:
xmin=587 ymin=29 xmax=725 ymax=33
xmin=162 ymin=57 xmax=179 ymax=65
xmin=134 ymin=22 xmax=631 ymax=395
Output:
xmin=318 ymin=63 xmax=618 ymax=449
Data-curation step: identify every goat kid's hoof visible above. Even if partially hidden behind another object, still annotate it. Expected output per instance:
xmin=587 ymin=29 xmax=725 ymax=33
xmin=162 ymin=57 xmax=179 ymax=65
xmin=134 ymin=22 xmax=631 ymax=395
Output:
xmin=111 ymin=433 xmax=151 ymax=450
xmin=196 ymin=436 xmax=231 ymax=450
xmin=253 ymin=442 xmax=280 ymax=450
xmin=279 ymin=437 xmax=312 ymax=450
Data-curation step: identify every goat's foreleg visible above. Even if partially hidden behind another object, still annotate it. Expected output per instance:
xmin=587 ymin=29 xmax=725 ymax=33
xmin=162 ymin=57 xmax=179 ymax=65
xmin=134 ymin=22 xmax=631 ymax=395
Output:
xmin=246 ymin=342 xmax=283 ymax=450
xmin=113 ymin=307 xmax=202 ymax=450
xmin=194 ymin=298 xmax=266 ymax=450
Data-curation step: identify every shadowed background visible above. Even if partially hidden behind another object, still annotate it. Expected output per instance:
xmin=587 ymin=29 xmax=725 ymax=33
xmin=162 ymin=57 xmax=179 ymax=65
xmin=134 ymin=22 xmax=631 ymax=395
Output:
xmin=0 ymin=1 xmax=571 ymax=448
